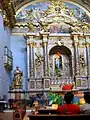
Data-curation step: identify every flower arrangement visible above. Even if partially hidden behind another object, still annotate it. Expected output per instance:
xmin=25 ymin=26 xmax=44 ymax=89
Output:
xmin=61 ymin=80 xmax=75 ymax=90
xmin=62 ymin=83 xmax=73 ymax=90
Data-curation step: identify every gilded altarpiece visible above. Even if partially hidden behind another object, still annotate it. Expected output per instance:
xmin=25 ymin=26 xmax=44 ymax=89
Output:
xmin=14 ymin=0 xmax=90 ymax=91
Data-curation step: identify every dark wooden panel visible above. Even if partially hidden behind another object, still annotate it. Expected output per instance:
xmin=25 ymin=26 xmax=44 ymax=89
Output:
xmin=28 ymin=114 xmax=90 ymax=120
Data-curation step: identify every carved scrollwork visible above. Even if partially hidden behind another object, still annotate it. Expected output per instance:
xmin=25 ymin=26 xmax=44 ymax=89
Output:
xmin=0 ymin=0 xmax=16 ymax=28
xmin=82 ymin=0 xmax=90 ymax=6
xmin=80 ymin=54 xmax=85 ymax=67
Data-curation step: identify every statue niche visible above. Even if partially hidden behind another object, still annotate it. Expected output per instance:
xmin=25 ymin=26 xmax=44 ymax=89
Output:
xmin=49 ymin=45 xmax=72 ymax=77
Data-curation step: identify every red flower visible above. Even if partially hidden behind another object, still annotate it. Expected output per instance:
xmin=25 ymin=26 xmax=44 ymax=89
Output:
xmin=62 ymin=84 xmax=73 ymax=90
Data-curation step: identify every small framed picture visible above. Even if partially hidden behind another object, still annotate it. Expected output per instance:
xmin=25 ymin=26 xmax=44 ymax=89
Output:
xmin=29 ymin=80 xmax=35 ymax=89
xmin=81 ymin=79 xmax=87 ymax=87
xmin=76 ymin=78 xmax=81 ymax=87
xmin=44 ymin=78 xmax=50 ymax=90
xmin=36 ymin=80 xmax=43 ymax=89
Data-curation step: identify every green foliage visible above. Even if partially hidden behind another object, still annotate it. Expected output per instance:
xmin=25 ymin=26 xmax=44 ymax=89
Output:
xmin=55 ymin=65 xmax=61 ymax=77
xmin=48 ymin=92 xmax=62 ymax=105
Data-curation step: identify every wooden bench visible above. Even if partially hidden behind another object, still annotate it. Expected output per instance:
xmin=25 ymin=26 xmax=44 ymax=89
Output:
xmin=0 ymin=101 xmax=8 ymax=111
xmin=28 ymin=114 xmax=90 ymax=120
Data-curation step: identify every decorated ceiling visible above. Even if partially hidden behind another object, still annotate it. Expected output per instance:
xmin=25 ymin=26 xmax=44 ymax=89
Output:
xmin=0 ymin=0 xmax=90 ymax=32
xmin=12 ymin=0 xmax=90 ymax=11
xmin=15 ymin=0 xmax=90 ymax=33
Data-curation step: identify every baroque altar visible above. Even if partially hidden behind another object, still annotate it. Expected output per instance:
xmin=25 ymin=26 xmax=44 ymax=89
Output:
xmin=25 ymin=32 xmax=90 ymax=91
xmin=12 ymin=0 xmax=90 ymax=91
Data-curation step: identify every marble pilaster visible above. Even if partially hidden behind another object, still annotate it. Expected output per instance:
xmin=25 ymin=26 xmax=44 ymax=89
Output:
xmin=83 ymin=36 xmax=88 ymax=76
xmin=26 ymin=35 xmax=35 ymax=78
xmin=40 ymin=32 xmax=49 ymax=77
xmin=85 ymin=36 xmax=90 ymax=76
xmin=30 ymin=36 xmax=35 ymax=77
xmin=73 ymin=35 xmax=80 ymax=76
xmin=26 ymin=38 xmax=30 ymax=79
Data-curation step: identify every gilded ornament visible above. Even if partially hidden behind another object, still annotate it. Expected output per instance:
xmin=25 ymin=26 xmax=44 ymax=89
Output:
xmin=0 ymin=0 xmax=16 ymax=28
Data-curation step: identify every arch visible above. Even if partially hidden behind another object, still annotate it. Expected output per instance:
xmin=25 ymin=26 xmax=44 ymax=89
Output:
xmin=15 ymin=0 xmax=90 ymax=18
xmin=49 ymin=45 xmax=72 ymax=57
xmin=49 ymin=45 xmax=73 ymax=77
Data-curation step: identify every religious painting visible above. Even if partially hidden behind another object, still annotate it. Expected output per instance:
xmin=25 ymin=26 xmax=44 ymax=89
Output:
xmin=54 ymin=52 xmax=62 ymax=77
xmin=55 ymin=57 xmax=62 ymax=69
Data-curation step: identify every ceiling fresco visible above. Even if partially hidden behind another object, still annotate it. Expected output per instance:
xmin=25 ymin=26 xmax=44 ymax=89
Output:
xmin=0 ymin=0 xmax=90 ymax=31
xmin=12 ymin=0 xmax=90 ymax=11
xmin=15 ymin=0 xmax=90 ymax=33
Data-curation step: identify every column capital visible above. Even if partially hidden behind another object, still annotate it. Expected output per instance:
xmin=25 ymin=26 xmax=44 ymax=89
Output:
xmin=39 ymin=32 xmax=50 ymax=42
xmin=39 ymin=31 xmax=50 ymax=35
xmin=85 ymin=36 xmax=90 ymax=43
xmin=86 ymin=42 xmax=90 ymax=47
xmin=73 ymin=34 xmax=79 ymax=42
xmin=74 ymin=42 xmax=79 ymax=46
xmin=24 ymin=34 xmax=35 ymax=46
xmin=24 ymin=33 xmax=35 ymax=40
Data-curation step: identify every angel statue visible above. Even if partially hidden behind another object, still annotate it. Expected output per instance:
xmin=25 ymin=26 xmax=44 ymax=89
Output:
xmin=80 ymin=54 xmax=85 ymax=67
xmin=79 ymin=54 xmax=86 ymax=75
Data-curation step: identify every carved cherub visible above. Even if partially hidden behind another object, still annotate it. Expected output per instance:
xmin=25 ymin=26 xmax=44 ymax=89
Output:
xmin=80 ymin=54 xmax=85 ymax=67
